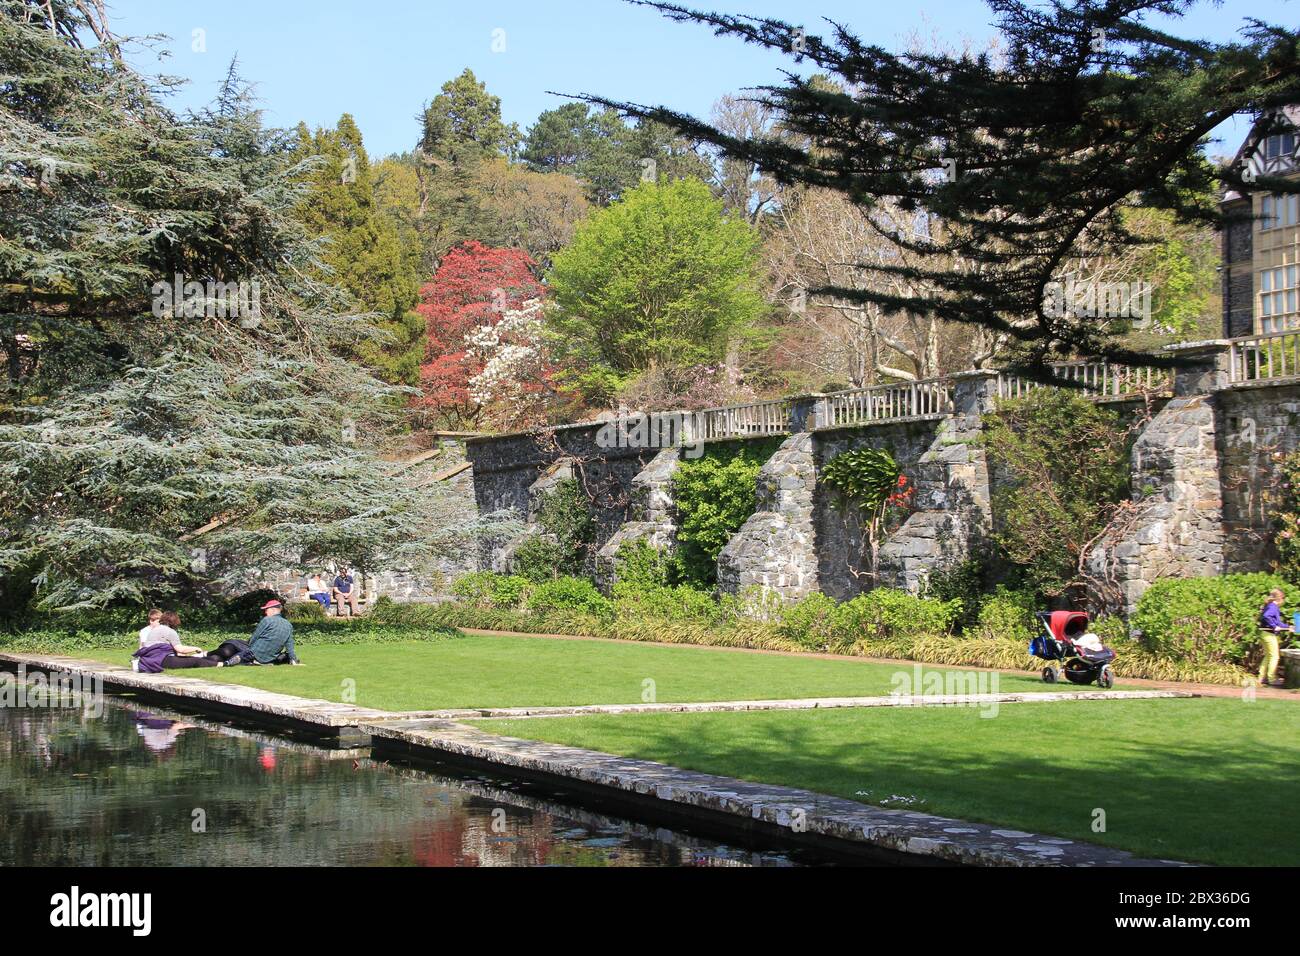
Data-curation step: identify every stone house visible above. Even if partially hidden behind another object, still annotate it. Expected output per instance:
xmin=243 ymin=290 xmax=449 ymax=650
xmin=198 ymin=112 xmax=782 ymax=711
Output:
xmin=1222 ymin=106 xmax=1299 ymax=337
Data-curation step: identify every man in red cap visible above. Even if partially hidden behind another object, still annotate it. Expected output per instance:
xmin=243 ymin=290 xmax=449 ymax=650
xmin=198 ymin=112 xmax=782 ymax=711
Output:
xmin=226 ymin=599 xmax=301 ymax=667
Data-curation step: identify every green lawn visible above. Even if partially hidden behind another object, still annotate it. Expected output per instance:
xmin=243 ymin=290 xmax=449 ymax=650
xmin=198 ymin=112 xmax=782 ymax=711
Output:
xmin=76 ymin=632 xmax=1064 ymax=712
xmin=473 ymin=698 xmax=1300 ymax=866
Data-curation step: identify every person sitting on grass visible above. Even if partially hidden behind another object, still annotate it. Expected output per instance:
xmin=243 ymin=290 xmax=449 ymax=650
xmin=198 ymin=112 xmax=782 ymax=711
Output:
xmin=1258 ymin=588 xmax=1295 ymax=687
xmin=133 ymin=611 xmax=213 ymax=673
xmin=332 ymin=568 xmax=360 ymax=618
xmin=223 ymin=600 xmax=301 ymax=668
xmin=138 ymin=608 xmax=163 ymax=644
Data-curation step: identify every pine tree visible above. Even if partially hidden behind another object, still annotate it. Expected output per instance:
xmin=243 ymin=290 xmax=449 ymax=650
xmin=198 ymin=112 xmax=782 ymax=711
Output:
xmin=585 ymin=1 xmax=1300 ymax=371
xmin=0 ymin=4 xmax=499 ymax=617
xmin=290 ymin=114 xmax=423 ymax=386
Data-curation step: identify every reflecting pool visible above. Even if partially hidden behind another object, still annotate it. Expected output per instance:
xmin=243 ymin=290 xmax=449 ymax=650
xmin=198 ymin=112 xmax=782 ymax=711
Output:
xmin=0 ymin=693 xmax=823 ymax=867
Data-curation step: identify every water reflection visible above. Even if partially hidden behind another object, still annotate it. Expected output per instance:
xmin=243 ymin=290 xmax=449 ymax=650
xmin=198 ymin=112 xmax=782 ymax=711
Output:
xmin=0 ymin=693 xmax=817 ymax=867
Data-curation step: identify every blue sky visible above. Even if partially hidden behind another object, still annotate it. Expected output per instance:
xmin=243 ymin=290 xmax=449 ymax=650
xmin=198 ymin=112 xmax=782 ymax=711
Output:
xmin=107 ymin=0 xmax=1293 ymax=159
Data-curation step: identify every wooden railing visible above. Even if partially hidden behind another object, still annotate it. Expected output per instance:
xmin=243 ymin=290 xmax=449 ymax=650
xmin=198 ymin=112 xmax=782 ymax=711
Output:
xmin=696 ymin=398 xmax=792 ymax=441
xmin=996 ymin=361 xmax=1171 ymax=400
xmin=820 ymin=378 xmax=955 ymax=428
xmin=1230 ymin=331 xmax=1300 ymax=384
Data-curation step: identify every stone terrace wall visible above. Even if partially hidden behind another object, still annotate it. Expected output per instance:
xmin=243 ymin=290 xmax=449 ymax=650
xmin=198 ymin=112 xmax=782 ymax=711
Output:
xmin=812 ymin=419 xmax=946 ymax=601
xmin=1095 ymin=343 xmax=1297 ymax=612
xmin=717 ymin=433 xmax=818 ymax=600
xmin=1217 ymin=381 xmax=1300 ymax=573
xmin=594 ymin=447 xmax=682 ymax=590
xmin=464 ymin=354 xmax=1300 ymax=611
xmin=465 ymin=422 xmax=666 ymax=570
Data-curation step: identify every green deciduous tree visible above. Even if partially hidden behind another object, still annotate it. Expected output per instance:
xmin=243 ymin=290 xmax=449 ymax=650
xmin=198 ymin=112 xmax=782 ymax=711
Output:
xmin=546 ymin=177 xmax=766 ymax=405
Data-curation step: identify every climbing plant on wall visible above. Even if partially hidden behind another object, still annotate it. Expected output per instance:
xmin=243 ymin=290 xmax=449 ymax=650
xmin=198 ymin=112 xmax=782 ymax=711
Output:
xmin=512 ymin=479 xmax=596 ymax=582
xmin=1272 ymin=449 xmax=1300 ymax=583
xmin=821 ymin=448 xmax=915 ymax=585
xmin=670 ymin=440 xmax=780 ymax=588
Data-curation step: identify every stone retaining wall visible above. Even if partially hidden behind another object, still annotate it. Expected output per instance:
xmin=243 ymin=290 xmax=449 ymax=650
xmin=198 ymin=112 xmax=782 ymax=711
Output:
xmin=1217 ymin=381 xmax=1300 ymax=574
xmin=466 ymin=421 xmax=664 ymax=572
xmin=717 ymin=433 xmax=819 ymax=600
xmin=812 ymin=419 xmax=947 ymax=601
xmin=463 ymin=358 xmax=1300 ymax=610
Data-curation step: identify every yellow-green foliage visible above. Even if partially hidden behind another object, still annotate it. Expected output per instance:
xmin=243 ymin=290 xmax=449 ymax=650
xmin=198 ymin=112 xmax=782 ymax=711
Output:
xmin=430 ymin=573 xmax=1252 ymax=685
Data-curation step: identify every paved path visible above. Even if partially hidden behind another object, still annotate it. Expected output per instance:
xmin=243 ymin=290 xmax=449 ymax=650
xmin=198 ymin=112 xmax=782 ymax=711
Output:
xmin=407 ymin=688 xmax=1193 ymax=721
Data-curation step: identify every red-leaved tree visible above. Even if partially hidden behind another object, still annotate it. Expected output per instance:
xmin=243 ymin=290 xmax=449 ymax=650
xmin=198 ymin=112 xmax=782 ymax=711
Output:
xmin=414 ymin=241 xmax=547 ymax=429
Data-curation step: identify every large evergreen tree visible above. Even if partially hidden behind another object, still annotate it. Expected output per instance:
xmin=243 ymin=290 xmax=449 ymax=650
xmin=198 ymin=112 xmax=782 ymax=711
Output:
xmin=419 ymin=68 xmax=521 ymax=165
xmin=522 ymin=103 xmax=713 ymax=206
xmin=586 ymin=0 xmax=1300 ymax=372
xmin=290 ymin=113 xmax=423 ymax=386
xmin=0 ymin=3 xmax=494 ymax=617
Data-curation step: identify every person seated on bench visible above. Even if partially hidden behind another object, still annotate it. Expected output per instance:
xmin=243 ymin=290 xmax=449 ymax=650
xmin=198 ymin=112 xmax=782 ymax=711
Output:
xmin=332 ymin=568 xmax=360 ymax=618
xmin=1258 ymin=589 xmax=1295 ymax=687
xmin=223 ymin=600 xmax=301 ymax=668
xmin=305 ymin=573 xmax=331 ymax=611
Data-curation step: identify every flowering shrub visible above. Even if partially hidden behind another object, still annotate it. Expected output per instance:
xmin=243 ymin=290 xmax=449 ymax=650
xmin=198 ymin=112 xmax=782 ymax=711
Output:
xmin=413 ymin=242 xmax=547 ymax=429
xmin=465 ymin=298 xmax=553 ymax=428
xmin=820 ymin=448 xmax=915 ymax=583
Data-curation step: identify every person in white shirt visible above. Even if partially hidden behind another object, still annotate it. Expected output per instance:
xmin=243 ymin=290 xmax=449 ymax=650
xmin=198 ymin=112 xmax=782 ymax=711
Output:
xmin=138 ymin=608 xmax=163 ymax=644
xmin=305 ymin=574 xmax=331 ymax=611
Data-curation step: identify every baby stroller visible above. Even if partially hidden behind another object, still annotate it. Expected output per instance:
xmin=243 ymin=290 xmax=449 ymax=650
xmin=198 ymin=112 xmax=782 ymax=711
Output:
xmin=1029 ymin=611 xmax=1117 ymax=690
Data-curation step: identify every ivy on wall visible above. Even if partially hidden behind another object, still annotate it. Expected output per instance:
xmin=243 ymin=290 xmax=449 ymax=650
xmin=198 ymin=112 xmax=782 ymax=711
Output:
xmin=512 ymin=478 xmax=596 ymax=582
xmin=670 ymin=439 xmax=781 ymax=588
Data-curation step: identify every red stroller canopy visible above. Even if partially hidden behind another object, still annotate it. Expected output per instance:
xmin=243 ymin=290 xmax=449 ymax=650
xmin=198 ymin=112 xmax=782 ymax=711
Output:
xmin=1045 ymin=611 xmax=1090 ymax=642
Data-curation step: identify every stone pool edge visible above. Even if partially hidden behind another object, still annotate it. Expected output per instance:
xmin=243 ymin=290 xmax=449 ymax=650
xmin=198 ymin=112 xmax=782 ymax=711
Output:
xmin=0 ymin=652 xmax=1195 ymax=868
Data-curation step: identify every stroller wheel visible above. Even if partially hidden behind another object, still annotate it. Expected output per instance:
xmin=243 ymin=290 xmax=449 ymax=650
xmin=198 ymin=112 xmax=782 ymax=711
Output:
xmin=1097 ymin=665 xmax=1115 ymax=691
xmin=1042 ymin=666 xmax=1061 ymax=685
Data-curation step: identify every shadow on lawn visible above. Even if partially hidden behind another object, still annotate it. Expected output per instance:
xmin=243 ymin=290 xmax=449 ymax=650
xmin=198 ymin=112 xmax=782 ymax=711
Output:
xmin=581 ymin=711 xmax=1297 ymax=866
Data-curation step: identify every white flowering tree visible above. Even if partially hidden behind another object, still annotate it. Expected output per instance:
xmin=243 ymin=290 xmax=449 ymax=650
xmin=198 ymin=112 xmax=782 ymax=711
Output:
xmin=465 ymin=299 xmax=553 ymax=429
